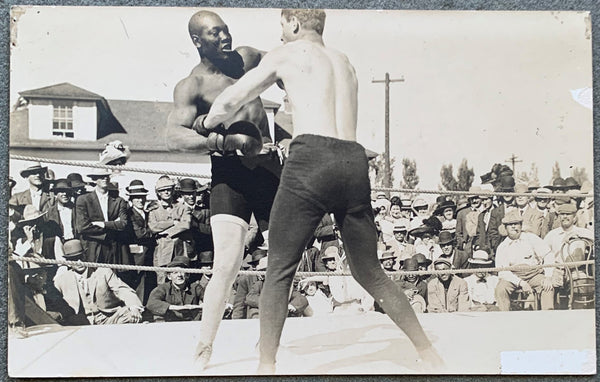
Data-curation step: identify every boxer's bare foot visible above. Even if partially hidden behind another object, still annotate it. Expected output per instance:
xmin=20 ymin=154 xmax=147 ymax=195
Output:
xmin=417 ymin=346 xmax=445 ymax=371
xmin=194 ymin=342 xmax=212 ymax=371
xmin=257 ymin=362 xmax=276 ymax=375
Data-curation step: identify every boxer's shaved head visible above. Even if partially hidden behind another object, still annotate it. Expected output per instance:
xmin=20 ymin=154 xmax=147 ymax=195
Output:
xmin=188 ymin=10 xmax=223 ymax=39
xmin=281 ymin=9 xmax=326 ymax=35
xmin=188 ymin=10 xmax=233 ymax=60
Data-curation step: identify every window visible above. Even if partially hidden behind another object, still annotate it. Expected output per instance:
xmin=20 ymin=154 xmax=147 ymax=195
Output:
xmin=52 ymin=102 xmax=74 ymax=138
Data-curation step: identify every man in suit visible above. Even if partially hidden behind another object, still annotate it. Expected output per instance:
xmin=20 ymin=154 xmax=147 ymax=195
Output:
xmin=232 ymin=248 xmax=267 ymax=319
xmin=474 ymin=188 xmax=494 ymax=255
xmin=10 ymin=161 xmax=54 ymax=215
xmin=53 ymin=239 xmax=144 ymax=325
xmin=427 ymin=258 xmax=470 ymax=313
xmin=513 ymin=183 xmax=543 ymax=237
xmin=125 ymin=179 xmax=157 ymax=304
xmin=45 ymin=179 xmax=77 ymax=242
xmin=436 ymin=231 xmax=469 ymax=272
xmin=75 ymin=169 xmax=130 ymax=266
xmin=486 ymin=175 xmax=516 ymax=256
xmin=455 ymin=186 xmax=483 ymax=257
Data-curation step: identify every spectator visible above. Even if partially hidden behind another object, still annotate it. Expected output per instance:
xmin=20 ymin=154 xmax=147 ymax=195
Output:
xmin=10 ymin=161 xmax=54 ymax=214
xmin=171 ymin=178 xmax=202 ymax=260
xmin=148 ymin=176 xmax=188 ymax=283
xmin=244 ymin=256 xmax=268 ymax=319
xmin=494 ymin=210 xmax=554 ymax=311
xmin=194 ymin=251 xmax=233 ymax=318
xmin=66 ymin=173 xmax=90 ymax=198
xmin=76 ymin=168 xmax=130 ymax=266
xmin=474 ymin=186 xmax=494 ymax=255
xmin=232 ymin=249 xmax=267 ymax=319
xmin=486 ymin=175 xmax=516 ymax=256
xmin=301 ymin=281 xmax=333 ymax=316
xmin=410 ymin=198 xmax=430 ymax=229
xmin=455 ymin=186 xmax=483 ymax=257
xmin=544 ymin=203 xmax=593 ymax=264
xmin=433 ymin=200 xmax=457 ymax=233
xmin=314 ymin=213 xmax=339 ymax=255
xmin=413 ymin=253 xmax=433 ymax=272
xmin=436 ymin=231 xmax=469 ymax=271
xmin=45 ymin=179 xmax=77 ymax=241
xmin=12 ymin=205 xmax=65 ymax=270
xmin=378 ymin=249 xmax=397 ymax=272
xmin=386 ymin=224 xmax=415 ymax=266
xmin=574 ymin=181 xmax=593 ymax=230
xmin=396 ymin=258 xmax=428 ymax=313
xmin=513 ymin=183 xmax=543 ymax=236
xmin=53 ymin=239 xmax=144 ymax=325
xmin=409 ymin=217 xmax=443 ymax=261
xmin=464 ymin=250 xmax=499 ymax=312
xmin=125 ymin=179 xmax=157 ymax=304
xmin=427 ymin=258 xmax=470 ymax=313
xmin=146 ymin=256 xmax=204 ymax=322
xmin=532 ymin=187 xmax=554 ymax=238
xmin=380 ymin=202 xmax=409 ymax=243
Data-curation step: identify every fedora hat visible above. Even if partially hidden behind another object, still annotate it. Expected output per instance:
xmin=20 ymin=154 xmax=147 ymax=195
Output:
xmin=514 ymin=183 xmax=529 ymax=194
xmin=197 ymin=251 xmax=214 ymax=266
xmin=546 ymin=177 xmax=567 ymax=191
xmin=433 ymin=200 xmax=456 ymax=216
xmin=378 ymin=250 xmax=396 ymax=262
xmin=126 ymin=179 xmax=149 ymax=196
xmin=17 ymin=205 xmax=47 ymax=227
xmin=107 ymin=181 xmax=119 ymax=192
xmin=412 ymin=253 xmax=432 ymax=268
xmin=321 ymin=246 xmax=339 ymax=261
xmin=501 ymin=210 xmax=523 ymax=225
xmin=456 ymin=197 xmax=469 ymax=212
xmin=87 ymin=167 xmax=113 ymax=179
xmin=67 ymin=173 xmax=90 ymax=189
xmin=496 ymin=175 xmax=515 ymax=192
xmin=467 ymin=186 xmax=482 ymax=199
xmin=527 ymin=180 xmax=541 ymax=191
xmin=249 ymin=249 xmax=268 ymax=265
xmin=52 ymin=179 xmax=73 ymax=193
xmin=155 ymin=176 xmax=176 ymax=191
xmin=255 ymin=256 xmax=268 ymax=271
xmin=412 ymin=198 xmax=428 ymax=209
xmin=63 ymin=239 xmax=85 ymax=259
xmin=19 ymin=161 xmax=47 ymax=178
xmin=402 ymin=257 xmax=419 ymax=271
xmin=165 ymin=256 xmax=190 ymax=268
xmin=178 ymin=178 xmax=197 ymax=193
xmin=438 ymin=231 xmax=455 ymax=246
xmin=564 ymin=177 xmax=580 ymax=191
xmin=468 ymin=250 xmax=492 ymax=265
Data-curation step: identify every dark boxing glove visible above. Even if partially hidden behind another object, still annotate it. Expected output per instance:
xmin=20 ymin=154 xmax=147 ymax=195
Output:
xmin=206 ymin=121 xmax=263 ymax=157
xmin=192 ymin=114 xmax=218 ymax=137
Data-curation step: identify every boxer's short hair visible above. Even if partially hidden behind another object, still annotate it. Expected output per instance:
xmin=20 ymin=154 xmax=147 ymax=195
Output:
xmin=281 ymin=9 xmax=326 ymax=35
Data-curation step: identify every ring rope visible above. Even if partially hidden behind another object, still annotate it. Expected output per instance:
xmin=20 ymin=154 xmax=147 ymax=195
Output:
xmin=10 ymin=155 xmax=211 ymax=179
xmin=10 ymin=256 xmax=594 ymax=277
xmin=9 ymin=154 xmax=592 ymax=198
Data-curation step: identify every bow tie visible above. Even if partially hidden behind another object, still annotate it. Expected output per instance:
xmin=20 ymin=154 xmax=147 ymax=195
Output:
xmin=476 ymin=279 xmax=487 ymax=283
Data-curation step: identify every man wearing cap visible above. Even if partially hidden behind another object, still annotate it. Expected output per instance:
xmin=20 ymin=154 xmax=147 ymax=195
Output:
xmin=455 ymin=186 xmax=483 ymax=257
xmin=486 ymin=175 xmax=516 ymax=256
xmin=75 ymin=169 xmax=130 ymax=267
xmin=436 ymin=231 xmax=469 ymax=272
xmin=463 ymin=250 xmax=499 ymax=311
xmin=385 ymin=224 xmax=415 ymax=267
xmin=232 ymin=249 xmax=267 ymax=319
xmin=53 ymin=239 xmax=144 ymax=325
xmin=532 ymin=187 xmax=554 ymax=238
xmin=427 ymin=258 xmax=470 ymax=313
xmin=494 ymin=210 xmax=554 ymax=311
xmin=544 ymin=203 xmax=593 ymax=263
xmin=10 ymin=161 xmax=54 ymax=214
xmin=147 ymin=256 xmax=205 ymax=322
xmin=45 ymin=179 xmax=77 ymax=242
xmin=513 ymin=183 xmax=543 ymax=237
xmin=125 ymin=180 xmax=157 ymax=304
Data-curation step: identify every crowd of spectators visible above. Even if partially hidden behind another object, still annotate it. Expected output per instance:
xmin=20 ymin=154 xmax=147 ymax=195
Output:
xmin=7 ymin=160 xmax=595 ymax=336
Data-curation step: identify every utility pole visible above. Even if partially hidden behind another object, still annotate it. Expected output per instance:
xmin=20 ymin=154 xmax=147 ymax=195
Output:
xmin=505 ymin=153 xmax=523 ymax=174
xmin=372 ymin=73 xmax=404 ymax=190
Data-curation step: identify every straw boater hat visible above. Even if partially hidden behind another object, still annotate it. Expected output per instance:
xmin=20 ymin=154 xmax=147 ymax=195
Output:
xmin=126 ymin=179 xmax=149 ymax=197
xmin=17 ymin=205 xmax=47 ymax=227
xmin=393 ymin=224 xmax=408 ymax=233
xmin=467 ymin=185 xmax=482 ymax=200
xmin=468 ymin=250 xmax=492 ymax=266
xmin=19 ymin=161 xmax=47 ymax=178
xmin=255 ymin=256 xmax=268 ymax=271
xmin=321 ymin=246 xmax=339 ymax=262
xmin=533 ymin=187 xmax=552 ymax=199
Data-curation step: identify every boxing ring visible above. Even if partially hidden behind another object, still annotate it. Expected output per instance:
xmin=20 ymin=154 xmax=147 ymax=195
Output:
xmin=9 ymin=309 xmax=595 ymax=376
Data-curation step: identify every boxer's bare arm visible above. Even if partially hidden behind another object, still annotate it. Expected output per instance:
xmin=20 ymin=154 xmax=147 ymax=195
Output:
xmin=236 ymin=46 xmax=266 ymax=71
xmin=204 ymin=47 xmax=284 ymax=129
xmin=165 ymin=77 xmax=211 ymax=153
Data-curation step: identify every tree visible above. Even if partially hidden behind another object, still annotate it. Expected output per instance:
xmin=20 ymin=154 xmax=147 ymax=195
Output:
xmin=571 ymin=167 xmax=589 ymax=186
xmin=368 ymin=154 xmax=396 ymax=188
xmin=517 ymin=163 xmax=539 ymax=185
xmin=400 ymin=158 xmax=419 ymax=189
xmin=439 ymin=163 xmax=458 ymax=191
xmin=456 ymin=159 xmax=474 ymax=191
xmin=551 ymin=161 xmax=561 ymax=183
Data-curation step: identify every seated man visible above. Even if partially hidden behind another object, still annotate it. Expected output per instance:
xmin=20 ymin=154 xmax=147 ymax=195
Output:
xmin=232 ymin=248 xmax=267 ymax=319
xmin=427 ymin=258 xmax=469 ymax=313
xmin=53 ymin=239 xmax=144 ymax=325
xmin=301 ymin=281 xmax=333 ymax=317
xmin=385 ymin=224 xmax=415 ymax=267
xmin=494 ymin=210 xmax=554 ymax=311
xmin=463 ymin=250 xmax=500 ymax=311
xmin=146 ymin=256 xmax=204 ymax=322
xmin=395 ymin=258 xmax=427 ymax=314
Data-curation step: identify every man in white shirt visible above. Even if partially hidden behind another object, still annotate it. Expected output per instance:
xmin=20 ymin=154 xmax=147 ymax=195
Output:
xmin=464 ymin=250 xmax=499 ymax=311
xmin=544 ymin=203 xmax=593 ymax=262
xmin=9 ymin=161 xmax=54 ymax=214
xmin=494 ymin=210 xmax=554 ymax=311
xmin=45 ymin=179 xmax=77 ymax=241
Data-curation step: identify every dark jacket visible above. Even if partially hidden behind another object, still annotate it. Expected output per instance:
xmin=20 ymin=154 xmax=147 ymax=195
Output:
xmin=9 ymin=188 xmax=53 ymax=214
xmin=146 ymin=281 xmax=205 ymax=321
xmin=45 ymin=201 xmax=77 ymax=240
xmin=232 ymin=274 xmax=260 ymax=319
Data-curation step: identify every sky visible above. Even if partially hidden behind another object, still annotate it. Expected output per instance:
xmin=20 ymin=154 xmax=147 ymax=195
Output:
xmin=9 ymin=7 xmax=593 ymax=190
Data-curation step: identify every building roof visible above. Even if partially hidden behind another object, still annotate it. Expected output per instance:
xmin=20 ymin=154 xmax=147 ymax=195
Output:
xmin=19 ymin=82 xmax=104 ymax=101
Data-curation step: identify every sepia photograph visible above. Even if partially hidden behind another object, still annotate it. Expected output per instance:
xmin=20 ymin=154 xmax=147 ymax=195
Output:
xmin=6 ymin=6 xmax=595 ymax=376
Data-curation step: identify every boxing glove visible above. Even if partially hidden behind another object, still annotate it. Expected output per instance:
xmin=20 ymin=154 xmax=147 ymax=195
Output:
xmin=206 ymin=121 xmax=263 ymax=157
xmin=192 ymin=114 xmax=222 ymax=137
